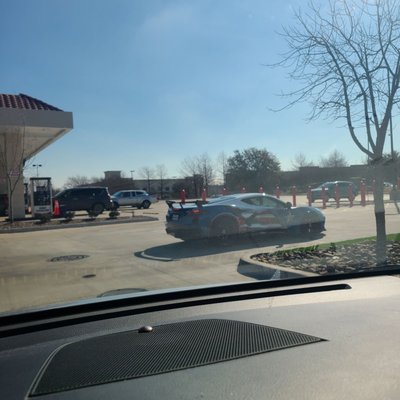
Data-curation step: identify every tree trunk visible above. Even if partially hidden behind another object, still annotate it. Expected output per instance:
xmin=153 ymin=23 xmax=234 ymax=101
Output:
xmin=7 ymin=176 xmax=14 ymax=223
xmin=374 ymin=165 xmax=387 ymax=265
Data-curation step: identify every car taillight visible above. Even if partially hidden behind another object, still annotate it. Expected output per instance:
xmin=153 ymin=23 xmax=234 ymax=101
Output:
xmin=237 ymin=216 xmax=246 ymax=225
xmin=188 ymin=209 xmax=202 ymax=215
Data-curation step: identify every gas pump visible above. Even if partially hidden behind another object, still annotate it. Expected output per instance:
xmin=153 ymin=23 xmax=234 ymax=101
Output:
xmin=24 ymin=182 xmax=29 ymax=213
xmin=30 ymin=177 xmax=52 ymax=218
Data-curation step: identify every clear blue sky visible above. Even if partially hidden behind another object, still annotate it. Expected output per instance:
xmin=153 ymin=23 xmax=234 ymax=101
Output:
xmin=1 ymin=0 xmax=397 ymax=188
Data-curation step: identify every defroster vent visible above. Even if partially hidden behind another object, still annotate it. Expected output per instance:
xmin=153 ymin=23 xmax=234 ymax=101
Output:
xmin=31 ymin=319 xmax=325 ymax=396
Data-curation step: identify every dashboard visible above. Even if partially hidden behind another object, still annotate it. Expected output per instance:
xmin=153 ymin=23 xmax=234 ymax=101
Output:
xmin=1 ymin=274 xmax=400 ymax=399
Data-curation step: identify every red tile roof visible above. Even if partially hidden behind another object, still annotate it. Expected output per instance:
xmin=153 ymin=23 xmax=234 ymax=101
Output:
xmin=0 ymin=93 xmax=62 ymax=111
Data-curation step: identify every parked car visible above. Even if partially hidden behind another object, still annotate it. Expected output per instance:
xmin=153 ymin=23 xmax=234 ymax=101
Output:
xmin=0 ymin=194 xmax=8 ymax=216
xmin=111 ymin=190 xmax=157 ymax=209
xmin=384 ymin=182 xmax=394 ymax=194
xmin=390 ymin=186 xmax=399 ymax=201
xmin=54 ymin=187 xmax=114 ymax=216
xmin=310 ymin=181 xmax=358 ymax=202
xmin=165 ymin=193 xmax=325 ymax=241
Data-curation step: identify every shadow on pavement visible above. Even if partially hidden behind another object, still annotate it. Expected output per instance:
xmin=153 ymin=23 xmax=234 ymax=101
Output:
xmin=136 ymin=232 xmax=325 ymax=262
xmin=236 ymin=259 xmax=277 ymax=281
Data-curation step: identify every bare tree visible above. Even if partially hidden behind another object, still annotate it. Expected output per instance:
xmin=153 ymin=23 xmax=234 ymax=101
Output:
xmin=181 ymin=154 xmax=215 ymax=196
xmin=155 ymin=164 xmax=168 ymax=198
xmin=0 ymin=125 xmax=29 ymax=222
xmin=320 ymin=150 xmax=348 ymax=168
xmin=291 ymin=152 xmax=314 ymax=170
xmin=181 ymin=157 xmax=201 ymax=197
xmin=197 ymin=153 xmax=215 ymax=190
xmin=180 ymin=157 xmax=197 ymax=177
xmin=64 ymin=175 xmax=93 ymax=188
xmin=139 ymin=166 xmax=154 ymax=193
xmin=274 ymin=0 xmax=400 ymax=262
xmin=217 ymin=151 xmax=228 ymax=185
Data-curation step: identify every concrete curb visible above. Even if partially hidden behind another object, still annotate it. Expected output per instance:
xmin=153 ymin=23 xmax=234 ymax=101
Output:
xmin=0 ymin=216 xmax=159 ymax=234
xmin=135 ymin=251 xmax=174 ymax=262
xmin=239 ymin=253 xmax=318 ymax=279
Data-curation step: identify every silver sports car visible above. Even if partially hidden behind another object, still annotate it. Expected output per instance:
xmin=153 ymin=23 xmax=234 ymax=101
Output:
xmin=166 ymin=193 xmax=326 ymax=241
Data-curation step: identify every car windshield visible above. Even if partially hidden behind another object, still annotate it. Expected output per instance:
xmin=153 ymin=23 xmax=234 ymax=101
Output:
xmin=1 ymin=0 xmax=400 ymax=315
xmin=207 ymin=196 xmax=237 ymax=204
xmin=316 ymin=183 xmax=333 ymax=189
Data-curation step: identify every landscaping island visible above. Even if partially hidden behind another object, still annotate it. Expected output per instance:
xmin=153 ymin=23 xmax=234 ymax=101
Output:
xmin=252 ymin=235 xmax=400 ymax=276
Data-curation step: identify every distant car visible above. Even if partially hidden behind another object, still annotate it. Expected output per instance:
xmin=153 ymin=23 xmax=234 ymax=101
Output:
xmin=165 ymin=193 xmax=325 ymax=241
xmin=384 ymin=182 xmax=394 ymax=194
xmin=111 ymin=190 xmax=157 ymax=209
xmin=310 ymin=181 xmax=358 ymax=202
xmin=0 ymin=194 xmax=8 ymax=216
xmin=54 ymin=187 xmax=113 ymax=216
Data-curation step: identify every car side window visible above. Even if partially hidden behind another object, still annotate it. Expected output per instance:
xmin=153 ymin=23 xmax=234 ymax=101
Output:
xmin=122 ymin=192 xmax=131 ymax=198
xmin=242 ymin=197 xmax=261 ymax=206
xmin=260 ymin=197 xmax=285 ymax=208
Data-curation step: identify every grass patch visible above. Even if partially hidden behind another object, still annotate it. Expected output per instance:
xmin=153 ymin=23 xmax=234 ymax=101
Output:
xmin=271 ymin=233 xmax=400 ymax=257
xmin=319 ymin=233 xmax=400 ymax=249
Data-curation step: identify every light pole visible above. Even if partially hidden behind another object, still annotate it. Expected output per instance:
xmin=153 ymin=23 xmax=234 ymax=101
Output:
xmin=32 ymin=164 xmax=42 ymax=177
xmin=130 ymin=170 xmax=135 ymax=188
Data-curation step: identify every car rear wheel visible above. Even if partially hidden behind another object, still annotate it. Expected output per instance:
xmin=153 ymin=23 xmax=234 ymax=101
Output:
xmin=210 ymin=217 xmax=238 ymax=243
xmin=92 ymin=203 xmax=104 ymax=215
xmin=142 ymin=200 xmax=151 ymax=209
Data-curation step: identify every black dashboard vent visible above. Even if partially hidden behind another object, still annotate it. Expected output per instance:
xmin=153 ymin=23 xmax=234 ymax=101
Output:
xmin=31 ymin=319 xmax=324 ymax=396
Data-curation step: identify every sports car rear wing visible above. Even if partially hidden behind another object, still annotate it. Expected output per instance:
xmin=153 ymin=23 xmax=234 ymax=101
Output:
xmin=166 ymin=200 xmax=208 ymax=209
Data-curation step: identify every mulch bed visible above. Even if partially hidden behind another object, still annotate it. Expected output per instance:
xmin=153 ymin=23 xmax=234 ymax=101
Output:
xmin=252 ymin=241 xmax=400 ymax=275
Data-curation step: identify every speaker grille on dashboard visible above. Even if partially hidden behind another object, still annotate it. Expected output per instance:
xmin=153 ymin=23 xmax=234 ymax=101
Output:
xmin=31 ymin=319 xmax=324 ymax=396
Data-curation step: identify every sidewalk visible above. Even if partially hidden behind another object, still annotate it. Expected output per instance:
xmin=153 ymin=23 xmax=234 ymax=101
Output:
xmin=0 ymin=207 xmax=160 ymax=233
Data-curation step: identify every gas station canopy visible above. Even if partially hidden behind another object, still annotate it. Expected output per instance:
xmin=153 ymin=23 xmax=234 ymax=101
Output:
xmin=0 ymin=93 xmax=73 ymax=160
xmin=0 ymin=93 xmax=73 ymax=219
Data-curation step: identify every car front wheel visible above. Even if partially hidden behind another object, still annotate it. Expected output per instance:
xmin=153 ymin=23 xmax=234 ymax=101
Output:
xmin=142 ymin=200 xmax=151 ymax=209
xmin=299 ymin=220 xmax=312 ymax=234
xmin=294 ymin=219 xmax=323 ymax=235
xmin=91 ymin=203 xmax=104 ymax=215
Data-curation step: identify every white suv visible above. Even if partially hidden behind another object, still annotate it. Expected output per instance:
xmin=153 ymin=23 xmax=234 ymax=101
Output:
xmin=111 ymin=190 xmax=157 ymax=209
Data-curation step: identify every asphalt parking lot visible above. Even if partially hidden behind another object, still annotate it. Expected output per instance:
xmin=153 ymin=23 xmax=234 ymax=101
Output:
xmin=0 ymin=196 xmax=399 ymax=313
